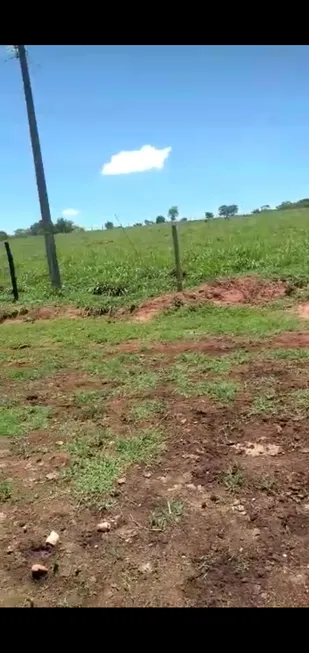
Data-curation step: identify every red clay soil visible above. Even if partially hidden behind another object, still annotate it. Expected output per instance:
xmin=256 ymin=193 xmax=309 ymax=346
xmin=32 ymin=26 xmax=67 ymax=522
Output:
xmin=131 ymin=276 xmax=288 ymax=322
xmin=0 ymin=306 xmax=84 ymax=324
xmin=113 ymin=331 xmax=309 ymax=356
xmin=0 ymin=276 xmax=291 ymax=326
xmin=296 ymin=303 xmax=309 ymax=320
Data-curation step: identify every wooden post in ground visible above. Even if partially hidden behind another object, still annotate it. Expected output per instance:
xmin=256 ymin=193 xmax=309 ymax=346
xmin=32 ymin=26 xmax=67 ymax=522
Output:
xmin=171 ymin=224 xmax=183 ymax=292
xmin=4 ymin=241 xmax=19 ymax=301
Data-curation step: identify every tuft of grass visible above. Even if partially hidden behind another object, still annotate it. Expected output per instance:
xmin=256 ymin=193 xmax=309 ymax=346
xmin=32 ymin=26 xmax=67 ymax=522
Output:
xmin=176 ymin=350 xmax=251 ymax=374
xmin=73 ymin=390 xmax=107 ymax=420
xmin=265 ymin=348 xmax=309 ymax=361
xmin=130 ymin=399 xmax=163 ymax=421
xmin=258 ymin=475 xmax=278 ymax=494
xmin=221 ymin=465 xmax=245 ymax=491
xmin=0 ymin=478 xmax=13 ymax=502
xmin=149 ymin=499 xmax=184 ymax=531
xmin=169 ymin=363 xmax=240 ymax=402
xmin=83 ymin=355 xmax=160 ymax=397
xmin=66 ymin=427 xmax=163 ymax=504
xmin=206 ymin=380 xmax=240 ymax=402
xmin=0 ymin=406 xmax=50 ymax=437
xmin=250 ymin=392 xmax=280 ymax=415
xmin=287 ymin=389 xmax=309 ymax=411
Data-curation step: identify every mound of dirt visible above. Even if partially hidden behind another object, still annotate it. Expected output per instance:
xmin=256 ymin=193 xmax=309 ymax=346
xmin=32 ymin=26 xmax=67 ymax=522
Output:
xmin=296 ymin=303 xmax=309 ymax=320
xmin=131 ymin=277 xmax=288 ymax=323
xmin=0 ymin=305 xmax=84 ymax=325
xmin=0 ymin=277 xmax=289 ymax=326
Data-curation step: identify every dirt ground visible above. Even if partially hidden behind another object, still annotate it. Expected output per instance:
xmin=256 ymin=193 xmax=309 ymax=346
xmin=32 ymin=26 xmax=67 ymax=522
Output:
xmin=0 ymin=276 xmax=293 ymax=325
xmin=2 ymin=328 xmax=309 ymax=607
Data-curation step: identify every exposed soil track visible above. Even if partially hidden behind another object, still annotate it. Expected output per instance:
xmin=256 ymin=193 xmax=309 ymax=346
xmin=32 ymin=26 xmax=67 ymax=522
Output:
xmin=0 ymin=276 xmax=290 ymax=325
xmin=130 ymin=276 xmax=288 ymax=322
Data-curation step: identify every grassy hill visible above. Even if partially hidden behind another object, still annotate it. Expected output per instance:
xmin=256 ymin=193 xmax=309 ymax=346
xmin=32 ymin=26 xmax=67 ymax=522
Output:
xmin=1 ymin=208 xmax=309 ymax=309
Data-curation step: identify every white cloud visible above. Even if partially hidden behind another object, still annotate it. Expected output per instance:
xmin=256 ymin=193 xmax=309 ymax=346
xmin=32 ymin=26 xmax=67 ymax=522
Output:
xmin=61 ymin=208 xmax=80 ymax=218
xmin=101 ymin=144 xmax=172 ymax=176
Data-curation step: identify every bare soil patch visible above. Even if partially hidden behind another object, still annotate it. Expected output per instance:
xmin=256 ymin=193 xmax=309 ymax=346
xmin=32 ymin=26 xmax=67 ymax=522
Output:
xmin=130 ymin=276 xmax=288 ymax=322
xmin=296 ymin=303 xmax=309 ymax=320
xmin=0 ymin=305 xmax=84 ymax=325
xmin=0 ymin=276 xmax=289 ymax=326
xmin=2 ymin=332 xmax=309 ymax=606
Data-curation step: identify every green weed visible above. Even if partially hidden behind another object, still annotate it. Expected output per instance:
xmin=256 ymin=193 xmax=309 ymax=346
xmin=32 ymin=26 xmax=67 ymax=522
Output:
xmin=130 ymin=400 xmax=163 ymax=421
xmin=149 ymin=499 xmax=184 ymax=531
xmin=250 ymin=393 xmax=280 ymax=415
xmin=0 ymin=478 xmax=13 ymax=502
xmin=66 ymin=427 xmax=163 ymax=504
xmin=221 ymin=465 xmax=245 ymax=491
xmin=0 ymin=406 xmax=50 ymax=437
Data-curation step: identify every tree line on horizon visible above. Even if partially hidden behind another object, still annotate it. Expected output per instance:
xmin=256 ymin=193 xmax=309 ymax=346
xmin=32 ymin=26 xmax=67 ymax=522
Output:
xmin=1 ymin=198 xmax=309 ymax=241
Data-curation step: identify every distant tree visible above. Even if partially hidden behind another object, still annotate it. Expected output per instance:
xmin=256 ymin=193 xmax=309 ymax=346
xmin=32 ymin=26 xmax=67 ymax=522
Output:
xmin=252 ymin=209 xmax=260 ymax=214
xmin=276 ymin=201 xmax=292 ymax=211
xmin=260 ymin=204 xmax=271 ymax=211
xmin=0 ymin=231 xmax=8 ymax=240
xmin=295 ymin=198 xmax=309 ymax=208
xmin=144 ymin=219 xmax=153 ymax=226
xmin=218 ymin=204 xmax=238 ymax=219
xmin=205 ymin=212 xmax=214 ymax=221
xmin=105 ymin=221 xmax=114 ymax=230
xmin=14 ymin=229 xmax=29 ymax=237
xmin=156 ymin=215 xmax=165 ymax=224
xmin=29 ymin=220 xmax=45 ymax=235
xmin=168 ymin=206 xmax=179 ymax=221
xmin=54 ymin=218 xmax=76 ymax=234
xmin=276 ymin=199 xmax=309 ymax=211
xmin=180 ymin=217 xmax=188 ymax=222
xmin=134 ymin=223 xmax=143 ymax=227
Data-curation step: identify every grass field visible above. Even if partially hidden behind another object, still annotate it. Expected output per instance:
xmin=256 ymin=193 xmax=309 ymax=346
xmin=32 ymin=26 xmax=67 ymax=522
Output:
xmin=2 ymin=209 xmax=309 ymax=607
xmin=1 ymin=208 xmax=309 ymax=311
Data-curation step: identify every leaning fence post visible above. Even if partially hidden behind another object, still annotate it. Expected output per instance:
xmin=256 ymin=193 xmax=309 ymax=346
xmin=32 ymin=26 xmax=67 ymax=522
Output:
xmin=171 ymin=223 xmax=183 ymax=292
xmin=4 ymin=241 xmax=19 ymax=301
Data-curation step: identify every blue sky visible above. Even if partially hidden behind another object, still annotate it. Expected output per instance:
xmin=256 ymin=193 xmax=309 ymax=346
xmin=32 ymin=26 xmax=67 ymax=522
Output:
xmin=1 ymin=45 xmax=309 ymax=232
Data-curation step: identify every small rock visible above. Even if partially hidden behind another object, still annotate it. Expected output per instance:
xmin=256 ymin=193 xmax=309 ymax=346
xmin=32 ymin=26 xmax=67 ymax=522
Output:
xmin=117 ymin=477 xmax=126 ymax=485
xmin=143 ymin=471 xmax=152 ymax=479
xmin=31 ymin=564 xmax=48 ymax=580
xmin=186 ymin=483 xmax=196 ymax=490
xmin=46 ymin=472 xmax=58 ymax=481
xmin=180 ymin=418 xmax=187 ymax=425
xmin=252 ymin=527 xmax=261 ymax=538
xmin=46 ymin=530 xmax=60 ymax=546
xmin=56 ymin=441 xmax=64 ymax=446
xmin=6 ymin=546 xmax=13 ymax=554
xmin=96 ymin=521 xmax=111 ymax=533
xmin=138 ymin=562 xmax=153 ymax=574
xmin=210 ymin=494 xmax=218 ymax=502
xmin=0 ymin=512 xmax=6 ymax=523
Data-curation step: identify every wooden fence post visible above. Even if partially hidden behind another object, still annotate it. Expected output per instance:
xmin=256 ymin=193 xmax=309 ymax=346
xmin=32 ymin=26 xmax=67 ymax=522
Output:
xmin=171 ymin=224 xmax=183 ymax=292
xmin=4 ymin=241 xmax=19 ymax=301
